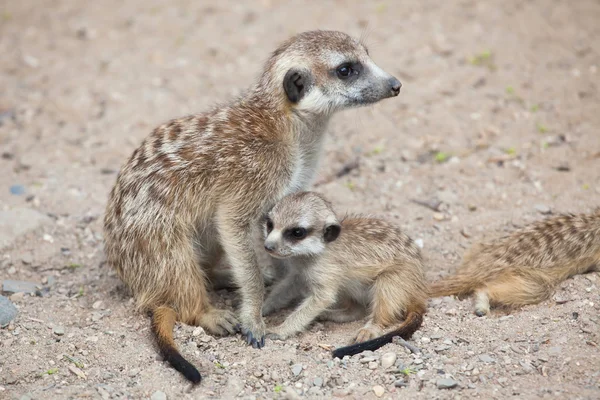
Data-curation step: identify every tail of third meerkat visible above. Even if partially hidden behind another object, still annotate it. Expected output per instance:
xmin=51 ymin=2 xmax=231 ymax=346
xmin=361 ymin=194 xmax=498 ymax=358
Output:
xmin=428 ymin=273 xmax=481 ymax=298
xmin=151 ymin=306 xmax=202 ymax=384
xmin=331 ymin=304 xmax=425 ymax=359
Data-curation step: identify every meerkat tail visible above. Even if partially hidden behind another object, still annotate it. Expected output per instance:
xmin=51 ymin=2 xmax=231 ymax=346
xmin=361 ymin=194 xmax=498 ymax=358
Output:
xmin=151 ymin=306 xmax=202 ymax=384
xmin=331 ymin=311 xmax=423 ymax=359
xmin=429 ymin=274 xmax=477 ymax=298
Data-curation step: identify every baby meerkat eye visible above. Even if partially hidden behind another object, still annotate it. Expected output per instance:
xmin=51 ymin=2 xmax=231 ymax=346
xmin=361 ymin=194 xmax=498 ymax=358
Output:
xmin=265 ymin=217 xmax=274 ymax=233
xmin=287 ymin=227 xmax=307 ymax=240
xmin=336 ymin=64 xmax=354 ymax=79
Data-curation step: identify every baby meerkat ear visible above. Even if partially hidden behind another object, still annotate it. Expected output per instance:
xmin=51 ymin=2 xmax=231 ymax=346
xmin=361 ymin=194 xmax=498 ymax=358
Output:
xmin=284 ymin=69 xmax=313 ymax=103
xmin=324 ymin=223 xmax=341 ymax=243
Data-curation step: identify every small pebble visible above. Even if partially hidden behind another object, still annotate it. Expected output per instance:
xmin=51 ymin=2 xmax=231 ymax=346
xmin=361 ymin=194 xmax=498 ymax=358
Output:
xmin=415 ymin=238 xmax=424 ymax=249
xmin=2 ymin=280 xmax=38 ymax=294
xmin=437 ymin=378 xmax=459 ymax=389
xmin=394 ymin=379 xmax=407 ymax=387
xmin=291 ymin=364 xmax=303 ymax=376
xmin=92 ymin=301 xmax=104 ymax=310
xmin=53 ymin=326 xmax=65 ymax=336
xmin=420 ymin=337 xmax=431 ymax=344
xmin=435 ymin=345 xmax=450 ymax=353
xmin=0 ymin=296 xmax=18 ymax=327
xmin=9 ymin=185 xmax=25 ymax=195
xmin=360 ymin=356 xmax=378 ymax=363
xmin=151 ymin=391 xmax=167 ymax=400
xmin=479 ymin=354 xmax=495 ymax=363
xmin=192 ymin=327 xmax=204 ymax=337
xmin=372 ymin=385 xmax=385 ymax=397
xmin=381 ymin=352 xmax=397 ymax=369
xmin=313 ymin=377 xmax=323 ymax=387
xmin=368 ymin=361 xmax=378 ymax=370
xmin=534 ymin=204 xmax=551 ymax=215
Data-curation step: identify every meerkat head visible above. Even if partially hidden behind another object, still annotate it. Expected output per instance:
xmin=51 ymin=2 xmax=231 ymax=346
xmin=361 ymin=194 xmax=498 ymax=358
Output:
xmin=262 ymin=30 xmax=401 ymax=115
xmin=262 ymin=192 xmax=341 ymax=259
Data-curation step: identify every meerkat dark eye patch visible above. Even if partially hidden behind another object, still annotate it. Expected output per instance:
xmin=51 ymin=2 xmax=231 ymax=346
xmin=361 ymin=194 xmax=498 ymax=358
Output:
xmin=265 ymin=216 xmax=274 ymax=234
xmin=285 ymin=227 xmax=309 ymax=240
xmin=324 ymin=223 xmax=341 ymax=243
xmin=284 ymin=69 xmax=312 ymax=103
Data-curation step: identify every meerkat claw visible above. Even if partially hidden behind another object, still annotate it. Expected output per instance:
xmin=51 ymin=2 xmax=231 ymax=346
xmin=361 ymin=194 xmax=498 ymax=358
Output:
xmin=241 ymin=328 xmax=265 ymax=349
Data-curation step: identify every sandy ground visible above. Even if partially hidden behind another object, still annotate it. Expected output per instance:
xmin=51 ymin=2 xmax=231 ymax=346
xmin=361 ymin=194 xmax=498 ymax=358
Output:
xmin=1 ymin=0 xmax=599 ymax=399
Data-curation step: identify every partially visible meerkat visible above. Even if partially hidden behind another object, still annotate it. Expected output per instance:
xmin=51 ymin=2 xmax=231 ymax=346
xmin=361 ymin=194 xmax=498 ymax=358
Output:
xmin=260 ymin=192 xmax=428 ymax=358
xmin=430 ymin=209 xmax=600 ymax=316
xmin=103 ymin=31 xmax=402 ymax=382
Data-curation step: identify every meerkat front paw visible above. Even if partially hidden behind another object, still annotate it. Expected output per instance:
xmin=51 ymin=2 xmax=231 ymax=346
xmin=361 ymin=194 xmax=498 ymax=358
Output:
xmin=199 ymin=308 xmax=240 ymax=336
xmin=239 ymin=316 xmax=266 ymax=349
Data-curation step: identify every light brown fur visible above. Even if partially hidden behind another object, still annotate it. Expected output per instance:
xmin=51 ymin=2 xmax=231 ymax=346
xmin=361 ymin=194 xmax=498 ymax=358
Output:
xmin=103 ymin=31 xmax=401 ymax=381
xmin=430 ymin=209 xmax=600 ymax=316
xmin=261 ymin=192 xmax=428 ymax=357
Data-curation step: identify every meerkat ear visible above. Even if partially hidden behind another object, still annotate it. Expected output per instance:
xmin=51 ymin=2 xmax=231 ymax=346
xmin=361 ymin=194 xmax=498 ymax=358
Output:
xmin=284 ymin=69 xmax=312 ymax=103
xmin=324 ymin=223 xmax=341 ymax=243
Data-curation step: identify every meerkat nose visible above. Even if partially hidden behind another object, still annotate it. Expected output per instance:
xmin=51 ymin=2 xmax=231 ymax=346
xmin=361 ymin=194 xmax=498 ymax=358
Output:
xmin=389 ymin=77 xmax=402 ymax=96
xmin=264 ymin=243 xmax=276 ymax=252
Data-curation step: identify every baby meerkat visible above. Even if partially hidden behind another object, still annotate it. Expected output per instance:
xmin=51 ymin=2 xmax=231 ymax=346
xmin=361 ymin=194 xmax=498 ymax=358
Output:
xmin=261 ymin=192 xmax=428 ymax=358
xmin=104 ymin=31 xmax=401 ymax=382
xmin=430 ymin=209 xmax=600 ymax=316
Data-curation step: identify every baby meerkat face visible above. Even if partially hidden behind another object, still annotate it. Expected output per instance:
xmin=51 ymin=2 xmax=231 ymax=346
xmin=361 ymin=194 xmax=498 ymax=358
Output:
xmin=272 ymin=31 xmax=401 ymax=115
xmin=263 ymin=192 xmax=341 ymax=259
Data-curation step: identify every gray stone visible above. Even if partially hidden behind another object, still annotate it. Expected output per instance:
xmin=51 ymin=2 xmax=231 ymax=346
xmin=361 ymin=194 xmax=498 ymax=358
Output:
xmin=535 ymin=204 xmax=551 ymax=215
xmin=313 ymin=377 xmax=323 ymax=387
xmin=479 ymin=354 xmax=495 ymax=363
xmin=53 ymin=325 xmax=65 ymax=336
xmin=0 ymin=295 xmax=18 ymax=327
xmin=0 ymin=208 xmax=51 ymax=249
xmin=394 ymin=379 xmax=407 ymax=387
xmin=291 ymin=364 xmax=303 ymax=376
xmin=151 ymin=391 xmax=167 ymax=400
xmin=437 ymin=378 xmax=459 ymax=389
xmin=2 ymin=280 xmax=38 ymax=294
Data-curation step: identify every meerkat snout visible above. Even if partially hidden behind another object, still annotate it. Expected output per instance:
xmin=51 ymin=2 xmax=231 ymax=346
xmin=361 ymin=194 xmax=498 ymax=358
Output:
xmin=389 ymin=77 xmax=402 ymax=96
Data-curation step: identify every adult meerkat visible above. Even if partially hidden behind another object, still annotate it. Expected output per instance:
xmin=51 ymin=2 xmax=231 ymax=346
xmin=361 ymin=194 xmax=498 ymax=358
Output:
xmin=260 ymin=192 xmax=428 ymax=358
xmin=430 ymin=209 xmax=600 ymax=316
xmin=103 ymin=30 xmax=401 ymax=383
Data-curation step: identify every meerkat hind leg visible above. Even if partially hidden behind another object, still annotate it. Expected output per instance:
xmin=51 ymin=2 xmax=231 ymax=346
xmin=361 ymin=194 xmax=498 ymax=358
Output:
xmin=473 ymin=288 xmax=490 ymax=317
xmin=318 ymin=298 xmax=367 ymax=323
xmin=480 ymin=271 xmax=553 ymax=314
xmin=354 ymin=321 xmax=385 ymax=344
